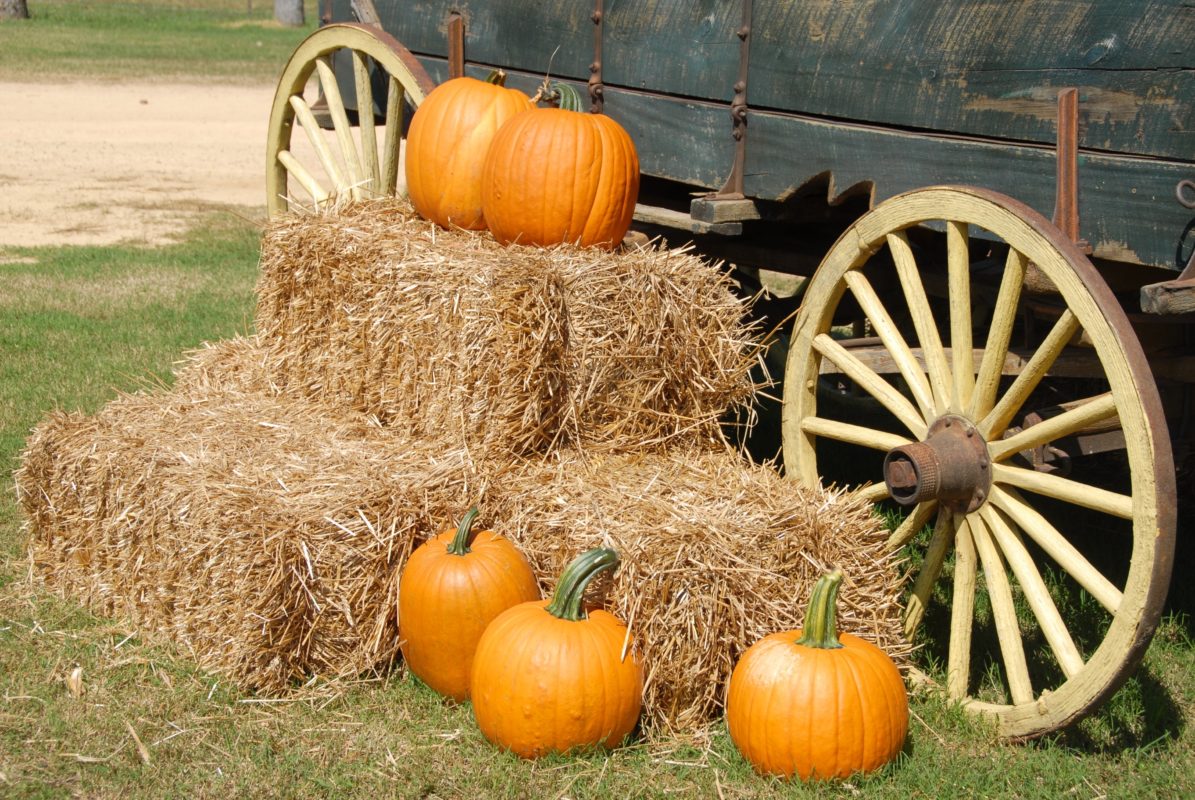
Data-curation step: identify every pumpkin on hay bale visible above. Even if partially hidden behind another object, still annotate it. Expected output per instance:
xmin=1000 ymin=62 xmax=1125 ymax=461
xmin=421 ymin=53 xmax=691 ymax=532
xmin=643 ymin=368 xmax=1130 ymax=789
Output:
xmin=16 ymin=198 xmax=909 ymax=737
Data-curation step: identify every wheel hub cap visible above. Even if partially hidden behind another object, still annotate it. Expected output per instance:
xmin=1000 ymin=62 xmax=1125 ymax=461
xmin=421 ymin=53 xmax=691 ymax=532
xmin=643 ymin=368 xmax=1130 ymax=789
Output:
xmin=883 ymin=415 xmax=992 ymax=513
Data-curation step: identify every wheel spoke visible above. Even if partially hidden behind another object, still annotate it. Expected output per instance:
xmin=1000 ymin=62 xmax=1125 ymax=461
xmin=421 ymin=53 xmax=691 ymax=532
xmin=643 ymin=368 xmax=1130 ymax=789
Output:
xmin=855 ymin=482 xmax=892 ymax=503
xmin=947 ymin=221 xmax=975 ymax=410
xmin=947 ymin=513 xmax=976 ymax=700
xmin=991 ymin=462 xmax=1133 ymax=519
xmin=289 ymin=94 xmax=350 ymax=197
xmin=989 ymin=486 xmax=1122 ymax=613
xmin=970 ymin=248 xmax=1027 ymax=420
xmin=799 ymin=416 xmax=912 ymax=452
xmin=277 ymin=149 xmax=330 ymax=205
xmin=352 ymin=50 xmax=381 ymax=190
xmin=980 ymin=506 xmax=1085 ymax=679
xmin=980 ymin=310 xmax=1082 ymax=439
xmin=381 ymin=76 xmax=405 ymax=195
xmin=315 ymin=56 xmax=367 ymax=198
xmin=888 ymin=231 xmax=953 ymax=413
xmin=887 ymin=500 xmax=938 ymax=551
xmin=903 ymin=507 xmax=954 ymax=639
xmin=970 ymin=513 xmax=1034 ymax=705
xmin=843 ymin=270 xmax=937 ymax=421
xmin=988 ymin=392 xmax=1117 ymax=462
xmin=813 ymin=334 xmax=928 ymax=438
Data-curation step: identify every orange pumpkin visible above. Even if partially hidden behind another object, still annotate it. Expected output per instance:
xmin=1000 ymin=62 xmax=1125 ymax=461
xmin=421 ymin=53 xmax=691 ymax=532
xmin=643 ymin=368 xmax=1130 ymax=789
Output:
xmin=481 ymin=82 xmax=639 ymax=249
xmin=398 ymin=507 xmax=539 ymax=702
xmin=405 ymin=72 xmax=533 ymax=230
xmin=726 ymin=569 xmax=908 ymax=780
xmin=471 ymin=547 xmax=643 ymax=757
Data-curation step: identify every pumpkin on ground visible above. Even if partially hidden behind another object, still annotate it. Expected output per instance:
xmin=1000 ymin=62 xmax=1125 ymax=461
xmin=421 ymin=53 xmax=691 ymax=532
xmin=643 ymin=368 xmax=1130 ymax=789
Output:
xmin=470 ymin=547 xmax=643 ymax=758
xmin=726 ymin=569 xmax=909 ymax=781
xmin=398 ymin=507 xmax=540 ymax=702
xmin=481 ymin=82 xmax=639 ymax=249
xmin=405 ymin=72 xmax=533 ymax=230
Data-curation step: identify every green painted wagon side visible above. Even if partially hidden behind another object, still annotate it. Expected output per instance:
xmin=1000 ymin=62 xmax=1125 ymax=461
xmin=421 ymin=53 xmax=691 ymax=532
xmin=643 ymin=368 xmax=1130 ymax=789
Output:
xmin=341 ymin=0 xmax=1194 ymax=271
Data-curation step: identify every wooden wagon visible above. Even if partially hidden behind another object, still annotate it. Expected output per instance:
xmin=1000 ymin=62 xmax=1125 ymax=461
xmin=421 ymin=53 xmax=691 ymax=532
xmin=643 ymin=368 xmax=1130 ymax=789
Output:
xmin=263 ymin=0 xmax=1194 ymax=740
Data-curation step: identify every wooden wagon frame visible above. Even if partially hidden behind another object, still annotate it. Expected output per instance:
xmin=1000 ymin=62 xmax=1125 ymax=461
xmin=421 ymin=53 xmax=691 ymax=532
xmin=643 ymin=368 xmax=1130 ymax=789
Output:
xmin=263 ymin=0 xmax=1195 ymax=740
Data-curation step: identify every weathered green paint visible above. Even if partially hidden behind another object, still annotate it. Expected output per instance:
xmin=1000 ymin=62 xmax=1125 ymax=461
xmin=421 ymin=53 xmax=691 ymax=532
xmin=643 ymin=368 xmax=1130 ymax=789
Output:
xmin=335 ymin=0 xmax=1195 ymax=271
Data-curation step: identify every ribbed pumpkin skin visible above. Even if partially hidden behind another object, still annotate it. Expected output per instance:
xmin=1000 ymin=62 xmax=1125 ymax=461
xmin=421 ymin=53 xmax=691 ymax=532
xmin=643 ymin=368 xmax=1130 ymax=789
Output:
xmin=398 ymin=529 xmax=539 ymax=701
xmin=726 ymin=631 xmax=908 ymax=780
xmin=405 ymin=76 xmax=532 ymax=230
xmin=480 ymin=108 xmax=639 ymax=249
xmin=470 ymin=600 xmax=644 ymax=757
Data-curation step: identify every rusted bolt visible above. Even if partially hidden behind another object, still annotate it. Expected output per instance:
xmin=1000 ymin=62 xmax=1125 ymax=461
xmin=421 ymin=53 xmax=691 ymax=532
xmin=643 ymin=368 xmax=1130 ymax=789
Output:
xmin=738 ymin=25 xmax=750 ymax=39
xmin=592 ymin=11 xmax=602 ymax=23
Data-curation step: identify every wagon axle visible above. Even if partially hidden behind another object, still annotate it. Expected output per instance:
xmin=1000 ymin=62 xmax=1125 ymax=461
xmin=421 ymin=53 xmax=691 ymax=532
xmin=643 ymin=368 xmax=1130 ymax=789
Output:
xmin=883 ymin=415 xmax=991 ymax=513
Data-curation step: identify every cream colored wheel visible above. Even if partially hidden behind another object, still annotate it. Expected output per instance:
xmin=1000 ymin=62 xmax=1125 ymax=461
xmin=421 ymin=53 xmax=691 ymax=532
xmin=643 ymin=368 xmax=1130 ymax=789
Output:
xmin=782 ymin=185 xmax=1175 ymax=739
xmin=266 ymin=23 xmax=435 ymax=216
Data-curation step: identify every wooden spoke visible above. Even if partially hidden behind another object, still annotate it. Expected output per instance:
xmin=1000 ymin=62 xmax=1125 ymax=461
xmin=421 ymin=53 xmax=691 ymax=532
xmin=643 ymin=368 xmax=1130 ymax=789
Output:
xmin=381 ymin=76 xmax=405 ymax=196
xmin=970 ymin=513 xmax=1034 ymax=705
xmin=813 ymin=334 xmax=928 ymax=437
xmin=991 ymin=462 xmax=1133 ymax=520
xmin=947 ymin=514 xmax=977 ymax=700
xmin=276 ymin=150 xmax=330 ymax=205
xmin=314 ymin=56 xmax=367 ymax=197
xmin=266 ymin=23 xmax=434 ymax=216
xmin=854 ymin=482 xmax=892 ymax=503
xmin=988 ymin=392 xmax=1117 ymax=462
xmin=799 ymin=416 xmax=912 ymax=453
xmin=904 ymin=508 xmax=954 ymax=639
xmin=947 ymin=221 xmax=975 ymax=410
xmin=989 ymin=486 xmax=1122 ymax=613
xmin=289 ymin=94 xmax=350 ymax=196
xmin=980 ymin=310 xmax=1082 ymax=439
xmin=981 ymin=506 xmax=1085 ymax=679
xmin=843 ymin=270 xmax=937 ymax=420
xmin=888 ymin=231 xmax=953 ymax=413
xmin=887 ymin=500 xmax=938 ymax=551
xmin=969 ymin=248 xmax=1027 ymax=420
xmin=352 ymin=50 xmax=381 ymax=189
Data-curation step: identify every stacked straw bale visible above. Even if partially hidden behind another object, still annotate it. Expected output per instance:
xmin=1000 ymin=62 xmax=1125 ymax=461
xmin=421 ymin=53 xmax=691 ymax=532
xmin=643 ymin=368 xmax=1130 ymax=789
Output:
xmin=17 ymin=199 xmax=908 ymax=735
xmin=253 ymin=201 xmax=759 ymax=456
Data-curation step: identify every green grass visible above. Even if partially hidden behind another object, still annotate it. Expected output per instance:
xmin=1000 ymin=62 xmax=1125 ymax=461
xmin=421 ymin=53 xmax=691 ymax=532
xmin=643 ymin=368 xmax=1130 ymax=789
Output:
xmin=0 ymin=1 xmax=320 ymax=83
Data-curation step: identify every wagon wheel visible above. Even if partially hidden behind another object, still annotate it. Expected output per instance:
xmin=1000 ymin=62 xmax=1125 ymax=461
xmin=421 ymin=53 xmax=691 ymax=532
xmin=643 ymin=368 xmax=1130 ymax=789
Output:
xmin=266 ymin=23 xmax=436 ymax=216
xmin=782 ymin=185 xmax=1175 ymax=739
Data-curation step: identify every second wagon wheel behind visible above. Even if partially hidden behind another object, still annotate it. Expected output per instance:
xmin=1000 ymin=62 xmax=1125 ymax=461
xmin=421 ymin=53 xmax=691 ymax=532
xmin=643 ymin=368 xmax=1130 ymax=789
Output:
xmin=782 ymin=185 xmax=1175 ymax=739
xmin=267 ymin=23 xmax=436 ymax=216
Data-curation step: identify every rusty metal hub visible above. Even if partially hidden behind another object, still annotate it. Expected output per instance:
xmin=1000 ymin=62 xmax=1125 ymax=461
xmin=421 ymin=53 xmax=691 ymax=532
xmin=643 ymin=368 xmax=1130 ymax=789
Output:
xmin=883 ymin=415 xmax=992 ymax=513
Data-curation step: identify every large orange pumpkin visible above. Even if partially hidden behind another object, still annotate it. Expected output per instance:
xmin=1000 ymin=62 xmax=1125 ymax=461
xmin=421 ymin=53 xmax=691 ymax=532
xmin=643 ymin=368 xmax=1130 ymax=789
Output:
xmin=405 ymin=72 xmax=533 ymax=230
xmin=398 ymin=507 xmax=539 ymax=702
xmin=726 ymin=569 xmax=908 ymax=780
xmin=480 ymin=82 xmax=639 ymax=249
xmin=470 ymin=547 xmax=643 ymax=757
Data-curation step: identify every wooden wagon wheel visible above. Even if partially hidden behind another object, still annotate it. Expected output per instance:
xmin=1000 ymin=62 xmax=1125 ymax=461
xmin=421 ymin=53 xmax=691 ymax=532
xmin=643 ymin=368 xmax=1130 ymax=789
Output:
xmin=782 ymin=185 xmax=1175 ymax=739
xmin=266 ymin=23 xmax=436 ymax=216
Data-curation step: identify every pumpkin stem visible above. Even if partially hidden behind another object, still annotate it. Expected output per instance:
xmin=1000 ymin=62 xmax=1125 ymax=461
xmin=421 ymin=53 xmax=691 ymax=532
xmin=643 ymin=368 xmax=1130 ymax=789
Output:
xmin=544 ymin=547 xmax=620 ymax=621
xmin=795 ymin=568 xmax=845 ymax=650
xmin=445 ymin=506 xmax=481 ymax=557
xmin=532 ymin=78 xmax=584 ymax=112
xmin=484 ymin=69 xmax=509 ymax=87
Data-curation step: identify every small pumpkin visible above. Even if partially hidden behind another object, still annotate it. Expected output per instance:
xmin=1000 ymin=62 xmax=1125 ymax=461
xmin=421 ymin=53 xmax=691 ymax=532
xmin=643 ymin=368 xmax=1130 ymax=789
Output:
xmin=398 ymin=507 xmax=540 ymax=702
xmin=471 ymin=547 xmax=643 ymax=758
xmin=481 ymin=82 xmax=639 ymax=249
xmin=405 ymin=71 xmax=533 ymax=230
xmin=726 ymin=569 xmax=908 ymax=781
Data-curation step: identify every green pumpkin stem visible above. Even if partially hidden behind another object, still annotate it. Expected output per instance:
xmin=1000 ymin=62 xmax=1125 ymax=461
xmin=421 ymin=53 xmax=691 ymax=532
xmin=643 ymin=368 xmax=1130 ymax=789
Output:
xmin=446 ymin=506 xmax=481 ymax=556
xmin=796 ymin=569 xmax=845 ymax=650
xmin=545 ymin=547 xmax=620 ymax=621
xmin=533 ymin=78 xmax=585 ymax=112
xmin=484 ymin=69 xmax=508 ymax=87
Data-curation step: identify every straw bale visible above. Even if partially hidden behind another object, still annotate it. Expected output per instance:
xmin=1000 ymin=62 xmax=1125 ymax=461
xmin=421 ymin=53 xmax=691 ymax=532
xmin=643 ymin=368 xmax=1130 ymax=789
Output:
xmin=16 ymin=386 xmax=481 ymax=693
xmin=486 ymin=446 xmax=909 ymax=736
xmin=255 ymin=200 xmax=759 ymax=457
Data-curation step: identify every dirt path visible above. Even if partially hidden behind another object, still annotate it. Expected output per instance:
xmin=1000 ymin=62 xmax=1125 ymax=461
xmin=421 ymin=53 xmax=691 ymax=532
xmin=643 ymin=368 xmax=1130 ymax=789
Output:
xmin=0 ymin=80 xmax=275 ymax=249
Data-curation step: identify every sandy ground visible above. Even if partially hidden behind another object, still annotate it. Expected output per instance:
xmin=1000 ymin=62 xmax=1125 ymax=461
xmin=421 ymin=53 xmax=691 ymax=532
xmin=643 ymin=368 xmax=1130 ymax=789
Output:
xmin=0 ymin=80 xmax=276 ymax=249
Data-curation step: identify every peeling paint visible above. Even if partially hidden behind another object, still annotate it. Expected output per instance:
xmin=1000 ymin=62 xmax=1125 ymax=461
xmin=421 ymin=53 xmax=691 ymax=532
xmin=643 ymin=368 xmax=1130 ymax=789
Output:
xmin=1093 ymin=239 xmax=1143 ymax=264
xmin=963 ymin=86 xmax=1172 ymax=125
